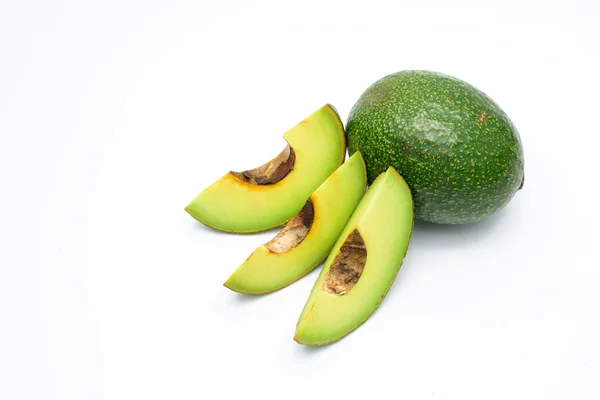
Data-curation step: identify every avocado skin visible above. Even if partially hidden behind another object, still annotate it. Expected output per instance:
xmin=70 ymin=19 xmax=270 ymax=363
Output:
xmin=346 ymin=70 xmax=524 ymax=224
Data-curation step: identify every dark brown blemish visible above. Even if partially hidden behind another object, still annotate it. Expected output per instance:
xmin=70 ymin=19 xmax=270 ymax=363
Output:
xmin=478 ymin=112 xmax=487 ymax=123
xmin=231 ymin=145 xmax=295 ymax=185
xmin=323 ymin=229 xmax=367 ymax=296
xmin=265 ymin=200 xmax=314 ymax=254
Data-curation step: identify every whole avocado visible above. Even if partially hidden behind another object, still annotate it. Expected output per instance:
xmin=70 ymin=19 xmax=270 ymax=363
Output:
xmin=346 ymin=70 xmax=524 ymax=224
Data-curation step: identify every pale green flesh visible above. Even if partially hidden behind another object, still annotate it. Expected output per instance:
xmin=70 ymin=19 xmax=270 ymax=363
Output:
xmin=294 ymin=167 xmax=413 ymax=345
xmin=185 ymin=104 xmax=345 ymax=233
xmin=224 ymin=152 xmax=367 ymax=294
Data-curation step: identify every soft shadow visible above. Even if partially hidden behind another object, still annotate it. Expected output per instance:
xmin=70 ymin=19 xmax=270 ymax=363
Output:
xmin=380 ymin=207 xmax=511 ymax=306
xmin=289 ymin=209 xmax=514 ymax=354
xmin=294 ymin=342 xmax=332 ymax=355
xmin=409 ymin=208 xmax=508 ymax=250
xmin=225 ymin=290 xmax=278 ymax=305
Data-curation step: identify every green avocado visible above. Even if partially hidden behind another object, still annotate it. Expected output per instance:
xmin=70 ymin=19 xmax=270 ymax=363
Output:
xmin=294 ymin=167 xmax=413 ymax=345
xmin=346 ymin=70 xmax=524 ymax=224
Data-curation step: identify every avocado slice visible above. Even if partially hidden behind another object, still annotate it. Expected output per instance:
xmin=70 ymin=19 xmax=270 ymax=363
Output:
xmin=223 ymin=152 xmax=367 ymax=294
xmin=346 ymin=70 xmax=524 ymax=224
xmin=185 ymin=104 xmax=346 ymax=233
xmin=294 ymin=167 xmax=414 ymax=345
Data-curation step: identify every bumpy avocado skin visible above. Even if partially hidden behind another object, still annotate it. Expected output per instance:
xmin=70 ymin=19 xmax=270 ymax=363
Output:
xmin=346 ymin=70 xmax=524 ymax=224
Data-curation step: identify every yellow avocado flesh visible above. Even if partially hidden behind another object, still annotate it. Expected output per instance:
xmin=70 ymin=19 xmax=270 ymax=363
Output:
xmin=223 ymin=152 xmax=367 ymax=294
xmin=185 ymin=104 xmax=345 ymax=233
xmin=294 ymin=167 xmax=414 ymax=345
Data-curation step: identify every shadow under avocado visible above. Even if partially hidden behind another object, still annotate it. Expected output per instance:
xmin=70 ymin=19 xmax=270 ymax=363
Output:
xmin=410 ymin=207 xmax=509 ymax=250
xmin=294 ymin=341 xmax=333 ymax=355
xmin=375 ymin=207 xmax=511 ymax=317
xmin=228 ymin=291 xmax=272 ymax=304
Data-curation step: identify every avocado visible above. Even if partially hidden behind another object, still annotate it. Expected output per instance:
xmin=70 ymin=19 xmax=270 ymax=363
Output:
xmin=185 ymin=104 xmax=346 ymax=233
xmin=294 ymin=167 xmax=413 ymax=345
xmin=346 ymin=70 xmax=524 ymax=224
xmin=224 ymin=152 xmax=367 ymax=294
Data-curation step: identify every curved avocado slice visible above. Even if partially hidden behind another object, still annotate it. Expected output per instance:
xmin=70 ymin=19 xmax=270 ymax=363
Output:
xmin=294 ymin=167 xmax=414 ymax=345
xmin=185 ymin=104 xmax=346 ymax=233
xmin=224 ymin=152 xmax=367 ymax=294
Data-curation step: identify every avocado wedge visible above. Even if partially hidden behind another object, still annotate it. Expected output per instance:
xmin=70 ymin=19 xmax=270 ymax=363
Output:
xmin=294 ymin=167 xmax=414 ymax=345
xmin=185 ymin=104 xmax=346 ymax=233
xmin=224 ymin=152 xmax=367 ymax=294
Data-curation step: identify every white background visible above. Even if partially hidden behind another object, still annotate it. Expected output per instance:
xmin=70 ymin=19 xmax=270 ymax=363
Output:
xmin=1 ymin=1 xmax=599 ymax=399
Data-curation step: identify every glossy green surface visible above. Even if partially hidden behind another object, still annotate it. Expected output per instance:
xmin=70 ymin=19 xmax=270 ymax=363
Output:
xmin=346 ymin=70 xmax=524 ymax=224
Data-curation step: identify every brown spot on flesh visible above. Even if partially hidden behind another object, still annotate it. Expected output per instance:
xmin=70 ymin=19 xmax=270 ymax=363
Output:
xmin=231 ymin=145 xmax=295 ymax=185
xmin=478 ymin=112 xmax=487 ymax=123
xmin=323 ymin=229 xmax=367 ymax=296
xmin=265 ymin=200 xmax=314 ymax=254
